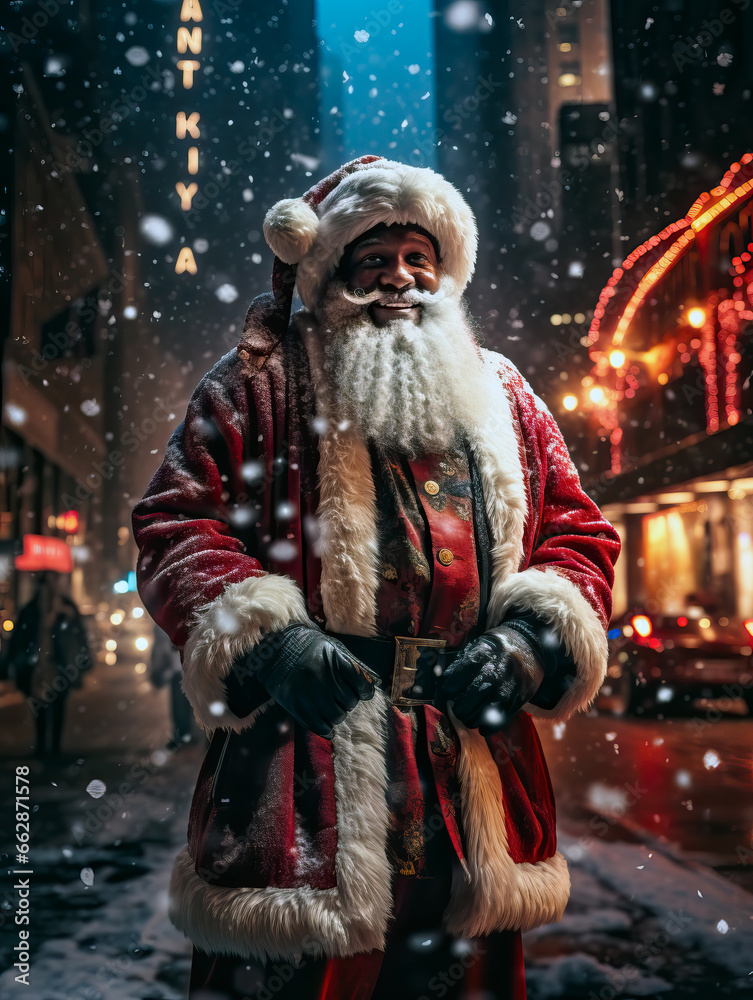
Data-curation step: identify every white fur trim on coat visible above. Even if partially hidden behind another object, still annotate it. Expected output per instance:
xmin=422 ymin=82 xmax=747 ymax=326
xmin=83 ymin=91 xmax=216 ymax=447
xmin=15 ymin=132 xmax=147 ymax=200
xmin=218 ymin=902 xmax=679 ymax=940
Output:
xmin=181 ymin=573 xmax=312 ymax=733
xmin=168 ymin=687 xmax=393 ymax=962
xmin=469 ymin=350 xmax=529 ymax=589
xmin=291 ymin=161 xmax=478 ymax=310
xmin=297 ymin=315 xmax=382 ymax=636
xmin=487 ymin=566 xmax=609 ymax=721
xmin=443 ymin=707 xmax=570 ymax=937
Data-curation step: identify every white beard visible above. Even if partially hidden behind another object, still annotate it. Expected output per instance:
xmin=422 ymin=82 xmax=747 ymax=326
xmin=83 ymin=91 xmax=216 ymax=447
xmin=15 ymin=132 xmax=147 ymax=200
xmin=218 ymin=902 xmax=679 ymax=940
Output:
xmin=312 ymin=276 xmax=489 ymax=458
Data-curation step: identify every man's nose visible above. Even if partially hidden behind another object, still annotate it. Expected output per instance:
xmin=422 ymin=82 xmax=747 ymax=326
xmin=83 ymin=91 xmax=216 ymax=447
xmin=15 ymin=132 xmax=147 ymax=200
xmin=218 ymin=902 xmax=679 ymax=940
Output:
xmin=379 ymin=259 xmax=415 ymax=291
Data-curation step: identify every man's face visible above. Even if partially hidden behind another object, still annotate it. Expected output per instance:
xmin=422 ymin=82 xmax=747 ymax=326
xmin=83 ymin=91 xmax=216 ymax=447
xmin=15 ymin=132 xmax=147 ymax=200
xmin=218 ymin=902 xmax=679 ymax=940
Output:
xmin=342 ymin=223 xmax=441 ymax=327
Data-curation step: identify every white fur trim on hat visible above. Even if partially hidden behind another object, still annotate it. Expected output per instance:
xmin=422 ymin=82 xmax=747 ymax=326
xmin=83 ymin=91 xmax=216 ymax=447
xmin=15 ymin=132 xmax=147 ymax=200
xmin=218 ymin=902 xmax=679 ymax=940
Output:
xmin=265 ymin=160 xmax=479 ymax=310
xmin=263 ymin=198 xmax=320 ymax=266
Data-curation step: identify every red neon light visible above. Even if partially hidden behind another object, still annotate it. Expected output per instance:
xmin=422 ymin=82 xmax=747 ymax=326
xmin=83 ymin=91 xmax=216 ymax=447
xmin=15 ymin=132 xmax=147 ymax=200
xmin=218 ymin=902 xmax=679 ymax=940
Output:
xmin=63 ymin=510 xmax=79 ymax=534
xmin=589 ymin=154 xmax=753 ymax=347
xmin=15 ymin=535 xmax=73 ymax=573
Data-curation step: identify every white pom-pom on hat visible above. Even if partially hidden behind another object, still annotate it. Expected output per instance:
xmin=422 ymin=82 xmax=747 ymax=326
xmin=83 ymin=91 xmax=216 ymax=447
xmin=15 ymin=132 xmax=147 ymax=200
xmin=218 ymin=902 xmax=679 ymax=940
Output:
xmin=262 ymin=198 xmax=319 ymax=265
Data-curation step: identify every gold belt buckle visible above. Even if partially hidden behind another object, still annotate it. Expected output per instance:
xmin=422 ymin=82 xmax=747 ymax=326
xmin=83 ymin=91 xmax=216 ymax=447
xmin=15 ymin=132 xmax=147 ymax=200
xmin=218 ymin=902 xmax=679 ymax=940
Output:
xmin=391 ymin=636 xmax=447 ymax=707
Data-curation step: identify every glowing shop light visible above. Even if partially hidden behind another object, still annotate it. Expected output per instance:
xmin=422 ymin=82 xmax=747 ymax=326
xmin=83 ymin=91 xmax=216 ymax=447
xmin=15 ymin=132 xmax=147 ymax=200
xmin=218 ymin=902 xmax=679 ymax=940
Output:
xmin=631 ymin=615 xmax=653 ymax=638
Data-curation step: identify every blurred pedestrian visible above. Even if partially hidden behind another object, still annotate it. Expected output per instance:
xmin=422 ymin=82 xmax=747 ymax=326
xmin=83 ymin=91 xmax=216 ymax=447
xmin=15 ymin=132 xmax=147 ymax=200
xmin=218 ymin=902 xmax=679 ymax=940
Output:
xmin=150 ymin=624 xmax=198 ymax=747
xmin=7 ymin=571 xmax=92 ymax=758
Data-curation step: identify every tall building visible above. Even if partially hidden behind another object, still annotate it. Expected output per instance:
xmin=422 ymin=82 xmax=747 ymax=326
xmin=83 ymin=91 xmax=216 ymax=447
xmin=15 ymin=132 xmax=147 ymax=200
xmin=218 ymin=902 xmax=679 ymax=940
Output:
xmin=4 ymin=1 xmax=174 ymax=620
xmin=433 ymin=0 xmax=616 ymax=413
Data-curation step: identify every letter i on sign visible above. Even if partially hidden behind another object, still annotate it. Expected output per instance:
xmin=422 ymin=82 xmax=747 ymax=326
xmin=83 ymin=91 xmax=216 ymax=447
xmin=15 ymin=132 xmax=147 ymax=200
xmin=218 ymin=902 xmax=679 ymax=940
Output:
xmin=175 ymin=0 xmax=203 ymax=274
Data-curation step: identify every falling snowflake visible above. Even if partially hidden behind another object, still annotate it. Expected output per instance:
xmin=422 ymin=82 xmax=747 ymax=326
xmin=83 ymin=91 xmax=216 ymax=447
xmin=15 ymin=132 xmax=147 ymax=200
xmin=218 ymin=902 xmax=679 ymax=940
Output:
xmin=80 ymin=867 xmax=94 ymax=886
xmin=703 ymin=750 xmax=721 ymax=770
xmin=215 ymin=283 xmax=239 ymax=303
xmin=242 ymin=460 xmax=264 ymax=482
xmin=276 ymin=500 xmax=296 ymax=520
xmin=86 ymin=779 xmax=106 ymax=799
xmin=530 ymin=222 xmax=551 ymax=242
xmin=717 ymin=919 xmax=729 ymax=934
xmin=125 ymin=46 xmax=150 ymax=67
xmin=354 ymin=30 xmax=369 ymax=43
xmin=5 ymin=404 xmax=26 ymax=426
xmin=80 ymin=399 xmax=100 ymax=417
xmin=139 ymin=214 xmax=173 ymax=246
xmin=267 ymin=539 xmax=298 ymax=562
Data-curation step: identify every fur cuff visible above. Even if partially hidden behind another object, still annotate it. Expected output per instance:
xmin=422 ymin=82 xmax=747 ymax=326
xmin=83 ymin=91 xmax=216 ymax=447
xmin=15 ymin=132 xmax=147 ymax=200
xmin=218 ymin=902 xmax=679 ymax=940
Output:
xmin=181 ymin=574 xmax=312 ymax=733
xmin=168 ymin=688 xmax=392 ymax=961
xmin=487 ymin=567 xmax=608 ymax=721
xmin=443 ymin=706 xmax=570 ymax=936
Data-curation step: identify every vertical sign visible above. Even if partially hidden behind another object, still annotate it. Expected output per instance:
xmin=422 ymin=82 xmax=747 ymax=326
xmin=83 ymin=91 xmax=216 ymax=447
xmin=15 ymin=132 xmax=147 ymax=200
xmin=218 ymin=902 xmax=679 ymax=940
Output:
xmin=174 ymin=0 xmax=203 ymax=274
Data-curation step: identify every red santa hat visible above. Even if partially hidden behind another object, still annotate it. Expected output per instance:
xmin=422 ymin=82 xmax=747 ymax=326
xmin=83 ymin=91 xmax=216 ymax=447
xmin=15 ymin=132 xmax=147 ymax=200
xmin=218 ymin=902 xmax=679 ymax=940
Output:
xmin=262 ymin=155 xmax=479 ymax=310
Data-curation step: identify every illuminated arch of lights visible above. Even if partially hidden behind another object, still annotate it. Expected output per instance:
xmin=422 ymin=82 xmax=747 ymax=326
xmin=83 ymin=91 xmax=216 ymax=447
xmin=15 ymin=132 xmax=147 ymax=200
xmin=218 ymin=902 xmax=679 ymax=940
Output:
xmin=574 ymin=152 xmax=753 ymax=473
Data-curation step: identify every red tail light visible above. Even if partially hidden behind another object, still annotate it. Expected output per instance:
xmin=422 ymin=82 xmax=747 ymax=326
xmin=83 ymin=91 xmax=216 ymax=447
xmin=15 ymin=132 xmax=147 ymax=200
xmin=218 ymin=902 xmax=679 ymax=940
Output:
xmin=744 ymin=619 xmax=753 ymax=639
xmin=631 ymin=614 xmax=653 ymax=638
xmin=677 ymin=616 xmax=688 ymax=627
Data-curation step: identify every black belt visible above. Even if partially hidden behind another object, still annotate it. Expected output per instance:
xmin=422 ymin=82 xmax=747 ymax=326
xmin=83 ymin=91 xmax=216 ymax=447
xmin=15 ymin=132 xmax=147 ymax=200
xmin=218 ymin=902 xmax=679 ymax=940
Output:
xmin=330 ymin=632 xmax=462 ymax=707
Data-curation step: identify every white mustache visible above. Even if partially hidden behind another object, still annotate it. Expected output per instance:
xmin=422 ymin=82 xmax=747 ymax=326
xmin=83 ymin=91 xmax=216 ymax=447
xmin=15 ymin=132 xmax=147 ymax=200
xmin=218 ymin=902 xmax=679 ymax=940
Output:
xmin=340 ymin=285 xmax=448 ymax=307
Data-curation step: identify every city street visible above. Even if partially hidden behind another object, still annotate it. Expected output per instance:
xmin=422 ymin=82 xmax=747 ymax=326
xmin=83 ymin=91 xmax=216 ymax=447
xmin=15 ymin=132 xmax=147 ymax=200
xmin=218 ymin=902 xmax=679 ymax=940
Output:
xmin=5 ymin=1 xmax=753 ymax=997
xmin=1 ymin=651 xmax=752 ymax=999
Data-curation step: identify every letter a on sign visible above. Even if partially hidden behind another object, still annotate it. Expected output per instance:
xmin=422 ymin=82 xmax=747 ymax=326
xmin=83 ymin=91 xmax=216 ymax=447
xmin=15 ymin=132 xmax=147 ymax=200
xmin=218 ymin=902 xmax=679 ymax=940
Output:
xmin=175 ymin=248 xmax=198 ymax=274
xmin=180 ymin=0 xmax=203 ymax=22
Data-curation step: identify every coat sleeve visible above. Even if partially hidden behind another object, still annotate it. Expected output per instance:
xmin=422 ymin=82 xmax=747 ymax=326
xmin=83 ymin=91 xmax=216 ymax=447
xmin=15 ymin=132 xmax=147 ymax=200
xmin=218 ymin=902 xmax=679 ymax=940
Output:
xmin=489 ymin=389 xmax=621 ymax=721
xmin=131 ymin=352 xmax=311 ymax=733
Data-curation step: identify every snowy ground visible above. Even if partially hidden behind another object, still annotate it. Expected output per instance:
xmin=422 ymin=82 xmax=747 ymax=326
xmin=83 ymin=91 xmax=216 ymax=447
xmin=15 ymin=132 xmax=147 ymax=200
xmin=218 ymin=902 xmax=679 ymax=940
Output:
xmin=2 ymin=739 xmax=752 ymax=999
xmin=524 ymin=832 xmax=753 ymax=999
xmin=2 ymin=658 xmax=752 ymax=999
xmin=0 ymin=737 xmax=201 ymax=1000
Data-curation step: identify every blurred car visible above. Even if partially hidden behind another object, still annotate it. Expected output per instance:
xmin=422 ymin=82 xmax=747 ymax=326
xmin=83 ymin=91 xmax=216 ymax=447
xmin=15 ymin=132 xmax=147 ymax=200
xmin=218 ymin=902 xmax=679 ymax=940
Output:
xmin=602 ymin=605 xmax=753 ymax=716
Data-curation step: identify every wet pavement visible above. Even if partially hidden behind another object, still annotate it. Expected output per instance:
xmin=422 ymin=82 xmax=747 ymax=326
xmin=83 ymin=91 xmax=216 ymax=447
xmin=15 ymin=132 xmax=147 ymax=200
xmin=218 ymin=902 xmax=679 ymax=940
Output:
xmin=537 ymin=701 xmax=753 ymax=893
xmin=1 ymin=644 xmax=752 ymax=998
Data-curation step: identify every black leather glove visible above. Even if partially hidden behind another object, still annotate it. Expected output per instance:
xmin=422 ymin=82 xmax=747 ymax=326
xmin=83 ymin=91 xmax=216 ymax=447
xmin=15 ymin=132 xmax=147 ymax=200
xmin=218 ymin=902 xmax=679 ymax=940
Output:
xmin=436 ymin=610 xmax=577 ymax=734
xmin=222 ymin=623 xmax=380 ymax=740
xmin=436 ymin=625 xmax=545 ymax=735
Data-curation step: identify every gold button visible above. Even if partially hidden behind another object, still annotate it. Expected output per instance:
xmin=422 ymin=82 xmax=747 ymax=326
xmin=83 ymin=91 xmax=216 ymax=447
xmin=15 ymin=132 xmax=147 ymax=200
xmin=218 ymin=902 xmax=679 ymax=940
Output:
xmin=437 ymin=548 xmax=454 ymax=566
xmin=424 ymin=480 xmax=440 ymax=496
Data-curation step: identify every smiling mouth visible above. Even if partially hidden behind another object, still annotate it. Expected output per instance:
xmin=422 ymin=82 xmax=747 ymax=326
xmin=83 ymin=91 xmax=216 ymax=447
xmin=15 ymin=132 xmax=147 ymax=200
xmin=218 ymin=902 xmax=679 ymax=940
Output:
xmin=370 ymin=302 xmax=420 ymax=314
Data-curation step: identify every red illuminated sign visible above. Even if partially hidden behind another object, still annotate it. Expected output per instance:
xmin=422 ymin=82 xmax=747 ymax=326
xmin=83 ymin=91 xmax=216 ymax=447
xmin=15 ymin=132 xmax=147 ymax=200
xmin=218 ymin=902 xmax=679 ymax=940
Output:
xmin=15 ymin=535 xmax=73 ymax=573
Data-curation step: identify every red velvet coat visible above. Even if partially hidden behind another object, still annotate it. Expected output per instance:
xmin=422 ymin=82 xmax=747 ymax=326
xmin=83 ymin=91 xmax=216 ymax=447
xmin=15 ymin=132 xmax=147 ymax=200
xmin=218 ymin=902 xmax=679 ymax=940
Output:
xmin=132 ymin=293 xmax=620 ymax=963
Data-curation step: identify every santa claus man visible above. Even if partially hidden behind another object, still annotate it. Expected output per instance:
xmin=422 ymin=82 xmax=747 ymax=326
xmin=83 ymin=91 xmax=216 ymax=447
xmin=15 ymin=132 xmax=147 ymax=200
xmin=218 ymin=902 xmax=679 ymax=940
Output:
xmin=132 ymin=155 xmax=620 ymax=999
